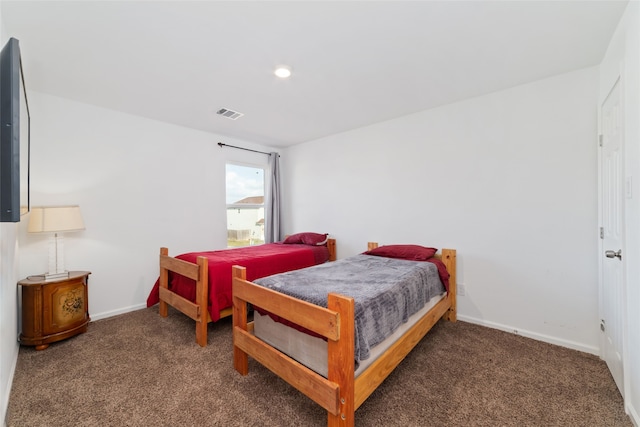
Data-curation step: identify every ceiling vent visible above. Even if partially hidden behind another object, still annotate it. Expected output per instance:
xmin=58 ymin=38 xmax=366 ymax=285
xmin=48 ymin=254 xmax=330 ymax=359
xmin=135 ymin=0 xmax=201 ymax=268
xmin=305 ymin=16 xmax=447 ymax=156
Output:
xmin=216 ymin=108 xmax=244 ymax=120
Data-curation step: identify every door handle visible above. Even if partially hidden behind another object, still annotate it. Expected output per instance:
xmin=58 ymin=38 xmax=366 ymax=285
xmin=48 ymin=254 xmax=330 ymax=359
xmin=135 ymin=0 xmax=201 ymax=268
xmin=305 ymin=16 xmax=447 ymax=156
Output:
xmin=605 ymin=249 xmax=622 ymax=260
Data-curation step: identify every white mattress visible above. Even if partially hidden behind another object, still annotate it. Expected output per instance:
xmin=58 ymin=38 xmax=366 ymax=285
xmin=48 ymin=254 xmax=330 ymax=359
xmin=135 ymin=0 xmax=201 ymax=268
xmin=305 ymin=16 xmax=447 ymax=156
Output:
xmin=253 ymin=292 xmax=446 ymax=378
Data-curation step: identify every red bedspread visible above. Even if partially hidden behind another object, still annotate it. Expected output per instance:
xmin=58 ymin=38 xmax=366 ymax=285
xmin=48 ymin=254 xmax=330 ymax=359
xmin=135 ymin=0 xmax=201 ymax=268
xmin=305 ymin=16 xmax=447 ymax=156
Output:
xmin=147 ymin=243 xmax=330 ymax=322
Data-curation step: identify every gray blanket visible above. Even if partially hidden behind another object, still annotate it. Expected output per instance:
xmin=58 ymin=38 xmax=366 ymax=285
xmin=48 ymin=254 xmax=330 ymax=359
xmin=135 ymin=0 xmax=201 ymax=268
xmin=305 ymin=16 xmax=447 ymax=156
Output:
xmin=254 ymin=254 xmax=445 ymax=367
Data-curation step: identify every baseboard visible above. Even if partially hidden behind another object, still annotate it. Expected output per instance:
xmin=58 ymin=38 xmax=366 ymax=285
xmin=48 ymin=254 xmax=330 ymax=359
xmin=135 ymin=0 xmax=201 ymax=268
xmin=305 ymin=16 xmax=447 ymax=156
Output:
xmin=627 ymin=400 xmax=639 ymax=427
xmin=90 ymin=303 xmax=147 ymax=321
xmin=457 ymin=315 xmax=600 ymax=355
xmin=1 ymin=341 xmax=19 ymax=427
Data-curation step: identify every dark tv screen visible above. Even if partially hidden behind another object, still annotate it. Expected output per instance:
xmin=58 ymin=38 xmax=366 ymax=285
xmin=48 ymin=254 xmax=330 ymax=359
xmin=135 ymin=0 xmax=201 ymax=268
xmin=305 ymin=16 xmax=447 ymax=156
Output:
xmin=0 ymin=37 xmax=30 ymax=222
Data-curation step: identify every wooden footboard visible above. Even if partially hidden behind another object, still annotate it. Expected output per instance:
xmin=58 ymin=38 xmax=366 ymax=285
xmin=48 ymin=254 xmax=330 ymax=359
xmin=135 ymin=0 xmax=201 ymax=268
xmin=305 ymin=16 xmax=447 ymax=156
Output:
xmin=158 ymin=239 xmax=337 ymax=347
xmin=232 ymin=246 xmax=456 ymax=426
xmin=159 ymin=247 xmax=212 ymax=347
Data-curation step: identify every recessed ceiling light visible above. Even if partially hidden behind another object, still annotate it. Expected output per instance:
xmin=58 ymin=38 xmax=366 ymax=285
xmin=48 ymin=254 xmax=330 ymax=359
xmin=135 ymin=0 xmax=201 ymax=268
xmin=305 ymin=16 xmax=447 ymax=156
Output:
xmin=274 ymin=65 xmax=292 ymax=78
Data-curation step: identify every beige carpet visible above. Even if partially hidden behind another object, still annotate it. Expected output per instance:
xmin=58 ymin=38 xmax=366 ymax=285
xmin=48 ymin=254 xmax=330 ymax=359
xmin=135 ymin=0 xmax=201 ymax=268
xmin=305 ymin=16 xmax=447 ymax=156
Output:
xmin=7 ymin=306 xmax=631 ymax=426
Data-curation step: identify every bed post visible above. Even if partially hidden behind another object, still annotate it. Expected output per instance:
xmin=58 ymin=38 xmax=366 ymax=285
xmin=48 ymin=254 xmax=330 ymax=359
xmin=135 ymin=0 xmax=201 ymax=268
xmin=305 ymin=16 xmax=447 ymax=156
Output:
xmin=159 ymin=247 xmax=169 ymax=318
xmin=441 ymin=249 xmax=457 ymax=322
xmin=232 ymin=265 xmax=249 ymax=375
xmin=327 ymin=293 xmax=355 ymax=427
xmin=195 ymin=256 xmax=209 ymax=347
xmin=327 ymin=238 xmax=337 ymax=261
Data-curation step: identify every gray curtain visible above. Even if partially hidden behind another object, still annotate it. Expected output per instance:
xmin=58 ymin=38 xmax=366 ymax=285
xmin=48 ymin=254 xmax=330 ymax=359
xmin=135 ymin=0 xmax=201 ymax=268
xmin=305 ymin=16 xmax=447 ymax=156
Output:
xmin=264 ymin=152 xmax=281 ymax=243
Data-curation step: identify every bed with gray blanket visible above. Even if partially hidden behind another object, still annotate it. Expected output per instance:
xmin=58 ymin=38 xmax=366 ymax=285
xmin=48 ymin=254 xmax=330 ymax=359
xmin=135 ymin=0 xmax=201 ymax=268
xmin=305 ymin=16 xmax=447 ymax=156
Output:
xmin=252 ymin=254 xmax=447 ymax=371
xmin=231 ymin=243 xmax=457 ymax=427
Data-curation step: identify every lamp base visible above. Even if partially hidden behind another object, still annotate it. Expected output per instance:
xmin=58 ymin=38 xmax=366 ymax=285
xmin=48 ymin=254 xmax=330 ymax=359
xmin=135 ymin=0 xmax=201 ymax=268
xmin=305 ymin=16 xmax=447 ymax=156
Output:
xmin=44 ymin=271 xmax=70 ymax=281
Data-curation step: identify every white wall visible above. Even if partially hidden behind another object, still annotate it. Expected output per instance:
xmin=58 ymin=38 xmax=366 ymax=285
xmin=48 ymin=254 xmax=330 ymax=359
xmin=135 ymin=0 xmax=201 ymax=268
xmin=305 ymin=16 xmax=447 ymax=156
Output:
xmin=0 ymin=6 xmax=22 ymax=425
xmin=17 ymin=92 xmax=276 ymax=320
xmin=600 ymin=2 xmax=640 ymax=424
xmin=283 ymin=67 xmax=600 ymax=354
xmin=0 ymin=220 xmax=19 ymax=425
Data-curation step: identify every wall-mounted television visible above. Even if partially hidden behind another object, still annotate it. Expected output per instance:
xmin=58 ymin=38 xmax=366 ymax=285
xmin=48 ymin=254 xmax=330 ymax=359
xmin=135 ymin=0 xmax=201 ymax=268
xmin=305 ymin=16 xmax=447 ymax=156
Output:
xmin=0 ymin=37 xmax=30 ymax=222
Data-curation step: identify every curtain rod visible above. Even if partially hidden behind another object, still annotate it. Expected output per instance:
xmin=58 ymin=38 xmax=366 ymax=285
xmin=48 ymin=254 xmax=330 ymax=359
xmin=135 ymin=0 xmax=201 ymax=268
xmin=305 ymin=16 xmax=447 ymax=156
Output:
xmin=217 ymin=142 xmax=279 ymax=157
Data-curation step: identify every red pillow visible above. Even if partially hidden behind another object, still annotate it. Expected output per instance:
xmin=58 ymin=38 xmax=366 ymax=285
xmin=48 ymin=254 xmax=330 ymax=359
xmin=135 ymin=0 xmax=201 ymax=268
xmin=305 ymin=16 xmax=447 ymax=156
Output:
xmin=283 ymin=232 xmax=329 ymax=246
xmin=364 ymin=244 xmax=437 ymax=261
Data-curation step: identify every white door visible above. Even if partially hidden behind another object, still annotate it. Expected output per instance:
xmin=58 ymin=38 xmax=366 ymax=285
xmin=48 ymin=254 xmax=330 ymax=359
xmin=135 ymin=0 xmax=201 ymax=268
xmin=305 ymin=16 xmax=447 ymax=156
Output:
xmin=600 ymin=77 xmax=624 ymax=396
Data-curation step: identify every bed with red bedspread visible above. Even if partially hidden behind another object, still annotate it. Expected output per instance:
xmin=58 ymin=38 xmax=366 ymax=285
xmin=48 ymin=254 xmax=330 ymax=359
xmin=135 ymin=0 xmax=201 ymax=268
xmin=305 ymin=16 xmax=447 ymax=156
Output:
xmin=147 ymin=235 xmax=336 ymax=346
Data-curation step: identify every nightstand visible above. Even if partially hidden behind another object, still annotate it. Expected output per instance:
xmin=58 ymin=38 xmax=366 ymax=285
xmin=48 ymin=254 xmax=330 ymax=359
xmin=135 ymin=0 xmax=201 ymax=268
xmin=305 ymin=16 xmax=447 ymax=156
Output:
xmin=18 ymin=271 xmax=91 ymax=350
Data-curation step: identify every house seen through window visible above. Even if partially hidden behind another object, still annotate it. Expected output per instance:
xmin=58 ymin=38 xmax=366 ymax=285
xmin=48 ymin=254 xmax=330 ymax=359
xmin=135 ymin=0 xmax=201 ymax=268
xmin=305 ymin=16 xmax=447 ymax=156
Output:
xmin=225 ymin=163 xmax=265 ymax=247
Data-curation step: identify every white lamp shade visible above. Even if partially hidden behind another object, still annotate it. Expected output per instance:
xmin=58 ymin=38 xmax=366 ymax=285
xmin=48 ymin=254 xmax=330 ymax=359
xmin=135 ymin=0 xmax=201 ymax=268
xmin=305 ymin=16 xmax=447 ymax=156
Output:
xmin=28 ymin=206 xmax=85 ymax=233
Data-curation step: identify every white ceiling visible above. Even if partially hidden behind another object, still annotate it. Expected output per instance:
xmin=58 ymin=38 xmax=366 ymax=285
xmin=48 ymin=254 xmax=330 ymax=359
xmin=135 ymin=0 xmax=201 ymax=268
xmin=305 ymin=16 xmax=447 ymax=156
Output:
xmin=1 ymin=1 xmax=629 ymax=148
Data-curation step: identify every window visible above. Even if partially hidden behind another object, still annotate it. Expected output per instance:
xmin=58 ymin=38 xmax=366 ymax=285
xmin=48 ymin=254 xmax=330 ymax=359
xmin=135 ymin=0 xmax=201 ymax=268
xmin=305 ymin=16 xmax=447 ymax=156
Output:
xmin=225 ymin=163 xmax=265 ymax=247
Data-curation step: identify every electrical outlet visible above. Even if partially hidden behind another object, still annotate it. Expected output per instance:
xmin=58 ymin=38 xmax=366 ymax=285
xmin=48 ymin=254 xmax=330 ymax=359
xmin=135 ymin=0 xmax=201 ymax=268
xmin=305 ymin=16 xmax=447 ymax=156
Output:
xmin=458 ymin=283 xmax=465 ymax=296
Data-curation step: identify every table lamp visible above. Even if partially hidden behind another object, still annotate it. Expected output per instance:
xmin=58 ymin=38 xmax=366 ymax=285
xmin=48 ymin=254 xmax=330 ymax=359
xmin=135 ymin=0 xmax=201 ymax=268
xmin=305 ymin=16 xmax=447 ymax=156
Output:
xmin=27 ymin=205 xmax=85 ymax=280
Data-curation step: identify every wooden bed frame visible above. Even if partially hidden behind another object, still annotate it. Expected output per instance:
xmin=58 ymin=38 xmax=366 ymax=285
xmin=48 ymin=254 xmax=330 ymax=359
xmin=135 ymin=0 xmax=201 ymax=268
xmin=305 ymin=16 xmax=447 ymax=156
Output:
xmin=232 ymin=243 xmax=456 ymax=427
xmin=158 ymin=238 xmax=337 ymax=347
